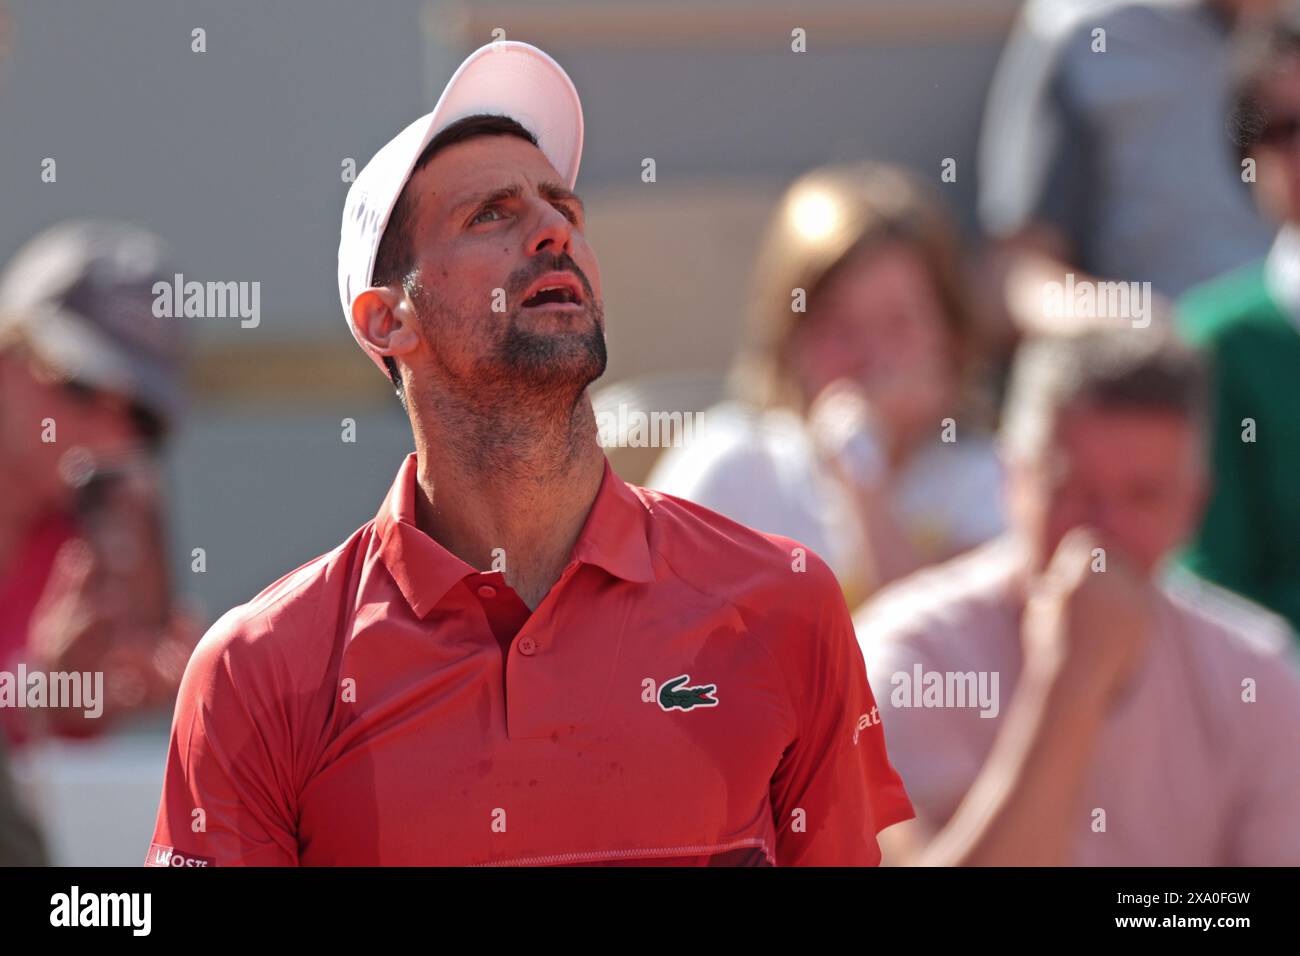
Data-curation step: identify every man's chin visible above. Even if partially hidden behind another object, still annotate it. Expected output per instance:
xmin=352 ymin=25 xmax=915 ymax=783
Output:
xmin=497 ymin=319 xmax=607 ymax=389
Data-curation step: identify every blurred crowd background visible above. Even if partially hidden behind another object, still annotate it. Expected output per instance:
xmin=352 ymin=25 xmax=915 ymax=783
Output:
xmin=2 ymin=0 xmax=1298 ymax=865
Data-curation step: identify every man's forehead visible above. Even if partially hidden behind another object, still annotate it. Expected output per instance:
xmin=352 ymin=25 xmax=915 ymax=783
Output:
xmin=1024 ymin=404 xmax=1199 ymax=472
xmin=414 ymin=135 xmax=566 ymax=209
xmin=1058 ymin=404 xmax=1194 ymax=436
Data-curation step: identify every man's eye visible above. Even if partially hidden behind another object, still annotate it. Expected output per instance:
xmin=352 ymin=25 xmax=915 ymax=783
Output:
xmin=470 ymin=206 xmax=504 ymax=226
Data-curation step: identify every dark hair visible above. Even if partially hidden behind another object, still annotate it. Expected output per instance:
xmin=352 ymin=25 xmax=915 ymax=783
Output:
xmin=1001 ymin=329 xmax=1209 ymax=461
xmin=369 ymin=114 xmax=539 ymax=401
xmin=1229 ymin=19 xmax=1300 ymax=158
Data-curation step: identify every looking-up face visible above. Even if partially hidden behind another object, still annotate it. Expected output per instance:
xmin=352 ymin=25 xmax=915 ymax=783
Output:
xmin=354 ymin=134 xmax=606 ymax=405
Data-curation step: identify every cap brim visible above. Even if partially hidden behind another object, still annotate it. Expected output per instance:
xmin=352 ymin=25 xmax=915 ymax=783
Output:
xmin=21 ymin=306 xmax=185 ymax=426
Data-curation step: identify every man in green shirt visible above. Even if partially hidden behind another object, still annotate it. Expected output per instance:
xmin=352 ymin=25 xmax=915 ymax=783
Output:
xmin=1178 ymin=21 xmax=1300 ymax=638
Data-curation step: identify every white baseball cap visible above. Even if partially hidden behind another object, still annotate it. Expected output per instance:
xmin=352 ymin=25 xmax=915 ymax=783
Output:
xmin=337 ymin=40 xmax=584 ymax=374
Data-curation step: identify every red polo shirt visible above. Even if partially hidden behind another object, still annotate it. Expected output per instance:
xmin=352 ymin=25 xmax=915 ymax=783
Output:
xmin=147 ymin=453 xmax=912 ymax=866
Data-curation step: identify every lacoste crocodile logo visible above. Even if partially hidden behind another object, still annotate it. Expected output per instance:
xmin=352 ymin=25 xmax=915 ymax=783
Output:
xmin=657 ymin=674 xmax=719 ymax=711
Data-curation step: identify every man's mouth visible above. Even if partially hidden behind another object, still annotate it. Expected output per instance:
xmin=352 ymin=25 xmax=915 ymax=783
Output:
xmin=519 ymin=271 xmax=585 ymax=309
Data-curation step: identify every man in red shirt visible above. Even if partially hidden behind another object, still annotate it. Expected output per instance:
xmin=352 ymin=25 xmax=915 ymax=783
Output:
xmin=0 ymin=221 xmax=193 ymax=746
xmin=147 ymin=41 xmax=912 ymax=867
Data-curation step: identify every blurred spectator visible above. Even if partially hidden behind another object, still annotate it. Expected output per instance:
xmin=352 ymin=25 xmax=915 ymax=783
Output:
xmin=979 ymin=0 xmax=1278 ymax=337
xmin=648 ymin=162 xmax=1004 ymax=607
xmin=857 ymin=329 xmax=1300 ymax=866
xmin=0 ymin=220 xmax=193 ymax=747
xmin=1178 ymin=18 xmax=1300 ymax=635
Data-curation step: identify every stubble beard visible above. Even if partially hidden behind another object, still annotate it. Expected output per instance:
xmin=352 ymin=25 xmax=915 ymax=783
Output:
xmin=409 ymin=280 xmax=608 ymax=477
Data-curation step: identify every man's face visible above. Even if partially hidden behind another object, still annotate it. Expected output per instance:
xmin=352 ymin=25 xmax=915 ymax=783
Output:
xmin=395 ymin=134 xmax=605 ymax=399
xmin=0 ymin=350 xmax=143 ymax=509
xmin=1006 ymin=406 xmax=1206 ymax=577
xmin=786 ymin=242 xmax=956 ymax=425
xmin=1253 ymin=55 xmax=1300 ymax=225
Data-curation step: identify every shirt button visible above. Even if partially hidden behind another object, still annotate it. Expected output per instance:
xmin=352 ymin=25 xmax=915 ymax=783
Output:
xmin=517 ymin=636 xmax=537 ymax=656
xmin=476 ymin=584 xmax=497 ymax=599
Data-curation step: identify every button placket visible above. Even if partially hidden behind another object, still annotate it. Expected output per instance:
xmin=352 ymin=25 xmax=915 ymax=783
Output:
xmin=503 ymin=563 xmax=590 ymax=738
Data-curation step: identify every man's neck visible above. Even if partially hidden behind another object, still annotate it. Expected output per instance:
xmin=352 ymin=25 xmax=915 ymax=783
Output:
xmin=409 ymin=386 xmax=606 ymax=610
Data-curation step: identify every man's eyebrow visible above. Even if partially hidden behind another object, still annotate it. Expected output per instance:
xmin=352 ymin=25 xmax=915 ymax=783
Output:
xmin=449 ymin=183 xmax=523 ymax=218
xmin=447 ymin=181 xmax=584 ymax=220
xmin=539 ymin=181 xmax=585 ymax=215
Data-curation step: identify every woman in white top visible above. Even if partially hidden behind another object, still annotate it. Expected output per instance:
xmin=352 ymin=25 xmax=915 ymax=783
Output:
xmin=648 ymin=162 xmax=1004 ymax=608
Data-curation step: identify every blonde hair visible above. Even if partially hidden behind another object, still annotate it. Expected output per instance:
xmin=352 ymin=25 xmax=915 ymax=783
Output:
xmin=730 ymin=161 xmax=978 ymax=410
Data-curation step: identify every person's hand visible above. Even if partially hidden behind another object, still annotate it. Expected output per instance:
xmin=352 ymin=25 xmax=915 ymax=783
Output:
xmin=1021 ymin=527 xmax=1157 ymax=706
xmin=807 ymin=379 xmax=891 ymax=491
xmin=859 ymin=349 xmax=951 ymax=448
xmin=29 ymin=537 xmax=196 ymax=730
xmin=28 ymin=537 xmax=121 ymax=678
xmin=28 ymin=458 xmax=198 ymax=733
xmin=808 ymin=367 xmax=948 ymax=486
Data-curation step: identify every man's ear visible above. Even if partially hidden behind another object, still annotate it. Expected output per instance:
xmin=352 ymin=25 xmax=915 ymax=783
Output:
xmin=350 ymin=285 xmax=422 ymax=359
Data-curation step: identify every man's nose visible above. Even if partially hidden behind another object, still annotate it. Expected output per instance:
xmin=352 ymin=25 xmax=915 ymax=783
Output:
xmin=1085 ymin=499 xmax=1122 ymax=537
xmin=524 ymin=200 xmax=573 ymax=257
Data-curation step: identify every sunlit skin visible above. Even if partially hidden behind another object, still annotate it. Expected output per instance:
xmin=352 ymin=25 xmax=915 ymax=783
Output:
xmin=348 ymin=134 xmax=610 ymax=607
xmin=1005 ymin=406 xmax=1208 ymax=579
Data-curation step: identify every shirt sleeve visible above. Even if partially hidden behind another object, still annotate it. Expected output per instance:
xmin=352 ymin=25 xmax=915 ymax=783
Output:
xmin=648 ymin=415 xmax=844 ymax=576
xmin=146 ymin=613 xmax=299 ymax=867
xmin=648 ymin=423 xmax=793 ymax=539
xmin=768 ymin=559 xmax=914 ymax=866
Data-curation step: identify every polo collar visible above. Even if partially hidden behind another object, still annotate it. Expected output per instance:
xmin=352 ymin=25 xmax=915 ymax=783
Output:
xmin=375 ymin=453 xmax=655 ymax=618
xmin=571 ymin=458 xmax=657 ymax=586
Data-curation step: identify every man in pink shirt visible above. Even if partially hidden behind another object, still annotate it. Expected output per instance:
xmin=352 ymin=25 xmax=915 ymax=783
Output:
xmin=856 ymin=328 xmax=1300 ymax=865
